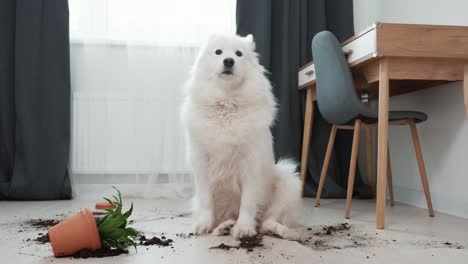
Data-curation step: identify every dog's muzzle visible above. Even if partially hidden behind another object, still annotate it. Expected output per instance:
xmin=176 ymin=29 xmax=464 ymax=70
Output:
xmin=222 ymin=58 xmax=235 ymax=75
xmin=221 ymin=68 xmax=233 ymax=75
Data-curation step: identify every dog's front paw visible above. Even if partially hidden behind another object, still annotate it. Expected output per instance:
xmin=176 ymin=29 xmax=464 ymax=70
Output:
xmin=212 ymin=219 xmax=236 ymax=236
xmin=231 ymin=221 xmax=257 ymax=240
xmin=193 ymin=212 xmax=214 ymax=235
xmin=261 ymin=219 xmax=289 ymax=238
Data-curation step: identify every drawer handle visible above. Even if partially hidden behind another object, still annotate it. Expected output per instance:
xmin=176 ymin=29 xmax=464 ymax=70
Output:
xmin=344 ymin=49 xmax=353 ymax=56
xmin=305 ymin=70 xmax=315 ymax=76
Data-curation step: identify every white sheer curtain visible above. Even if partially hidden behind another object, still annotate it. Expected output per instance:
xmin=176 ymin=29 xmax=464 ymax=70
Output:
xmin=68 ymin=0 xmax=237 ymax=199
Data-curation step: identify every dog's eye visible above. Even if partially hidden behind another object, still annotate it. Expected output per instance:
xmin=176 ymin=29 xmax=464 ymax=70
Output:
xmin=215 ymin=49 xmax=222 ymax=55
xmin=235 ymin=51 xmax=243 ymax=57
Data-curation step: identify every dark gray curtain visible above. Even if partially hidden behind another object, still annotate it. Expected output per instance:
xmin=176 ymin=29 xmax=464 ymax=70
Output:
xmin=237 ymin=0 xmax=371 ymax=198
xmin=0 ymin=0 xmax=72 ymax=200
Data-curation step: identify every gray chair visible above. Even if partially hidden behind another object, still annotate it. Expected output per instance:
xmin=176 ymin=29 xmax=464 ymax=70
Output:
xmin=311 ymin=31 xmax=434 ymax=219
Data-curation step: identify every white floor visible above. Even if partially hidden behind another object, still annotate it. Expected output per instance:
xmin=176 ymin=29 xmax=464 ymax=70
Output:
xmin=1 ymin=198 xmax=467 ymax=264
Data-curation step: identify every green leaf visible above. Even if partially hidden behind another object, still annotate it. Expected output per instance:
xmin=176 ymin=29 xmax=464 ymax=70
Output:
xmin=123 ymin=202 xmax=133 ymax=219
xmin=97 ymin=214 xmax=110 ymax=226
xmin=125 ymin=227 xmax=138 ymax=237
xmin=109 ymin=203 xmax=122 ymax=218
xmin=103 ymin=198 xmax=114 ymax=206
xmin=98 ymin=215 xmax=126 ymax=234
xmin=119 ymin=219 xmax=127 ymax=229
xmin=106 ymin=228 xmax=126 ymax=240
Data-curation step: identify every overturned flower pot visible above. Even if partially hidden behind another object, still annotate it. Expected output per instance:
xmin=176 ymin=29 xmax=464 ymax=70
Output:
xmin=48 ymin=208 xmax=101 ymax=257
xmin=48 ymin=187 xmax=137 ymax=257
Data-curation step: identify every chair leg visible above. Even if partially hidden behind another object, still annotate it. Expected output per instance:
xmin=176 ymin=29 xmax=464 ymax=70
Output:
xmin=314 ymin=124 xmax=337 ymax=207
xmin=409 ymin=120 xmax=435 ymax=217
xmin=345 ymin=120 xmax=362 ymax=219
xmin=387 ymin=145 xmax=395 ymax=206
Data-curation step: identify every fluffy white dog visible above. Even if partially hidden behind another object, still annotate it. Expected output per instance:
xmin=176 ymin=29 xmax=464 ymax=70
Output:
xmin=181 ymin=34 xmax=300 ymax=239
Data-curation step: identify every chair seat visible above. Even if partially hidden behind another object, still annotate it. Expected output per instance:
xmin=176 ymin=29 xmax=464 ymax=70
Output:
xmin=388 ymin=110 xmax=428 ymax=123
xmin=355 ymin=110 xmax=428 ymax=125
xmin=346 ymin=101 xmax=428 ymax=125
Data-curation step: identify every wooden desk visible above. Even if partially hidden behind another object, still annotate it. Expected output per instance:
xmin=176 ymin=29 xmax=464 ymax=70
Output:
xmin=298 ymin=22 xmax=468 ymax=229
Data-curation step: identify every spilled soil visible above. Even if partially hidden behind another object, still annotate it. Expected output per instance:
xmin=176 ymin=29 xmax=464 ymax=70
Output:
xmin=210 ymin=224 xmax=355 ymax=253
xmin=175 ymin=232 xmax=195 ymax=239
xmin=441 ymin=242 xmax=463 ymax=249
xmin=293 ymin=223 xmax=464 ymax=252
xmin=67 ymin=248 xmax=129 ymax=259
xmin=20 ymin=214 xmax=465 ymax=260
xmin=210 ymin=235 xmax=263 ymax=252
xmin=35 ymin=233 xmax=50 ymax=244
xmin=210 ymin=243 xmax=236 ymax=250
xmin=320 ymin=223 xmax=351 ymax=235
xmin=139 ymin=235 xmax=174 ymax=247
xmin=68 ymin=234 xmax=179 ymax=259
xmin=239 ymin=235 xmax=264 ymax=250
xmin=293 ymin=223 xmax=369 ymax=251
xmin=24 ymin=219 xmax=60 ymax=229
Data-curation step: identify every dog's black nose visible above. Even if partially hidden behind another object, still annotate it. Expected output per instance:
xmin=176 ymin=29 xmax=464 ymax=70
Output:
xmin=223 ymin=58 xmax=235 ymax=68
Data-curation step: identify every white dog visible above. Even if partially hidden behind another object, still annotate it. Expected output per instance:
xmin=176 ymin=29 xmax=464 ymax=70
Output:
xmin=181 ymin=34 xmax=300 ymax=239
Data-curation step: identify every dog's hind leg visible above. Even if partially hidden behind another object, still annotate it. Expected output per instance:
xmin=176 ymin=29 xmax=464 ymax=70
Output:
xmin=212 ymin=219 xmax=236 ymax=236
xmin=261 ymin=159 xmax=301 ymax=238
xmin=260 ymin=190 xmax=293 ymax=238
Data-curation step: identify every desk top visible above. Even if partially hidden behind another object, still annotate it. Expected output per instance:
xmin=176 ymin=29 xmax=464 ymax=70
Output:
xmin=298 ymin=22 xmax=468 ymax=92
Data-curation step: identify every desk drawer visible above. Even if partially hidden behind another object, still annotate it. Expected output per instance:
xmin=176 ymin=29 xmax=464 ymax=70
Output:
xmin=343 ymin=27 xmax=376 ymax=65
xmin=298 ymin=26 xmax=377 ymax=89
xmin=298 ymin=63 xmax=316 ymax=88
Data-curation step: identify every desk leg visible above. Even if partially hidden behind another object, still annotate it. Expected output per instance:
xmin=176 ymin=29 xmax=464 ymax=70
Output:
xmin=300 ymin=89 xmax=314 ymax=197
xmin=464 ymin=64 xmax=468 ymax=116
xmin=376 ymin=59 xmax=390 ymax=229
xmin=365 ymin=127 xmax=374 ymax=194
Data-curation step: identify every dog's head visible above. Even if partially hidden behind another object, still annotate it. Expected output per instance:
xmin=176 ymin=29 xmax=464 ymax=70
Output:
xmin=193 ymin=34 xmax=259 ymax=86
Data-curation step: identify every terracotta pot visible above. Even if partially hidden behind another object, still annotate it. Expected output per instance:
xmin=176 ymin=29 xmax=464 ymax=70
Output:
xmin=95 ymin=202 xmax=117 ymax=210
xmin=48 ymin=208 xmax=101 ymax=257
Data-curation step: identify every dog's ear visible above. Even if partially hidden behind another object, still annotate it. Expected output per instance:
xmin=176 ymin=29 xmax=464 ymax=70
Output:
xmin=244 ymin=34 xmax=256 ymax=51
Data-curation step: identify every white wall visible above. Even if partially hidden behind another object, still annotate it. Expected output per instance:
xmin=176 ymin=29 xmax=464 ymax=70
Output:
xmin=354 ymin=0 xmax=468 ymax=218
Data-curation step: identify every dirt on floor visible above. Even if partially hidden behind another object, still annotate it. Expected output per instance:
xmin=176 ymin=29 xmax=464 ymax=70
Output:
xmin=35 ymin=233 xmax=50 ymax=244
xmin=210 ymin=234 xmax=264 ymax=252
xmin=67 ymin=248 xmax=129 ymax=259
xmin=293 ymin=223 xmax=358 ymax=251
xmin=19 ymin=216 xmax=465 ymax=259
xmin=24 ymin=219 xmax=61 ymax=229
xmin=139 ymin=235 xmax=174 ymax=247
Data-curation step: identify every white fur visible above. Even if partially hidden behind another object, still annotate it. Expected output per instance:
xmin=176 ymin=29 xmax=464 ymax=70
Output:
xmin=181 ymin=34 xmax=301 ymax=239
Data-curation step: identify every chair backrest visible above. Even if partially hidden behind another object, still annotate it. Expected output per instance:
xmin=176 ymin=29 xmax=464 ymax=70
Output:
xmin=311 ymin=31 xmax=363 ymax=125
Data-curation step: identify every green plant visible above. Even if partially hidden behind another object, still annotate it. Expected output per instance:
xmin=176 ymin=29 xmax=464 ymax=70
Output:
xmin=97 ymin=187 xmax=138 ymax=250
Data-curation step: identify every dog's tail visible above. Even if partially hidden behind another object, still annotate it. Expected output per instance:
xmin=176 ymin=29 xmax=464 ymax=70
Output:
xmin=267 ymin=159 xmax=301 ymax=226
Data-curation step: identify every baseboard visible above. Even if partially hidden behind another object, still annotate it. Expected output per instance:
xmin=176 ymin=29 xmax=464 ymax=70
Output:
xmin=393 ymin=186 xmax=468 ymax=219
